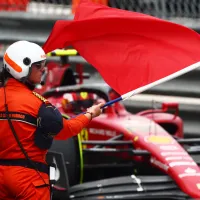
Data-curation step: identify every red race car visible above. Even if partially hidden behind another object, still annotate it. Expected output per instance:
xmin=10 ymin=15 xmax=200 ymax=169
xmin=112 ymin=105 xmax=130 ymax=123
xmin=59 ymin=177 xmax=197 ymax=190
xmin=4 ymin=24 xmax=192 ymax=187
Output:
xmin=41 ymin=50 xmax=200 ymax=200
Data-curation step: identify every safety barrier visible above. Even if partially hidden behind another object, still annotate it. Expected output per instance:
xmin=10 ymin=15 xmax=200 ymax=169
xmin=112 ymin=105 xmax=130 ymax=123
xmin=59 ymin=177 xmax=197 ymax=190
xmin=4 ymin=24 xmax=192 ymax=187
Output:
xmin=108 ymin=0 xmax=200 ymax=18
xmin=1 ymin=0 xmax=200 ymax=22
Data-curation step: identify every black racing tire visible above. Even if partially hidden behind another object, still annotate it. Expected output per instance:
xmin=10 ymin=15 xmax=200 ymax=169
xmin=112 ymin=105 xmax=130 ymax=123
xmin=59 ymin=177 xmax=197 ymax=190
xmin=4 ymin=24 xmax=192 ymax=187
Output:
xmin=50 ymin=135 xmax=81 ymax=186
xmin=46 ymin=150 xmax=70 ymax=200
xmin=69 ymin=175 xmax=190 ymax=200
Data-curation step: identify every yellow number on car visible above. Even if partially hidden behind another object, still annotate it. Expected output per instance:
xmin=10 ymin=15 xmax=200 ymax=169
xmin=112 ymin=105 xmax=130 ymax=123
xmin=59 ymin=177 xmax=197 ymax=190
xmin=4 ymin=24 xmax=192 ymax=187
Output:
xmin=80 ymin=128 xmax=88 ymax=149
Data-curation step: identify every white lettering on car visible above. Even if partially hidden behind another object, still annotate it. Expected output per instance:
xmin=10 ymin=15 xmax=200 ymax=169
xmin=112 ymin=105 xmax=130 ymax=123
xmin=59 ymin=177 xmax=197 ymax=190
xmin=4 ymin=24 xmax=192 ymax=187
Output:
xmin=161 ymin=152 xmax=188 ymax=156
xmin=169 ymin=161 xmax=197 ymax=167
xmin=89 ymin=128 xmax=116 ymax=137
xmin=159 ymin=145 xmax=179 ymax=151
xmin=179 ymin=168 xmax=200 ymax=178
xmin=179 ymin=173 xmax=200 ymax=178
xmin=165 ymin=156 xmax=192 ymax=161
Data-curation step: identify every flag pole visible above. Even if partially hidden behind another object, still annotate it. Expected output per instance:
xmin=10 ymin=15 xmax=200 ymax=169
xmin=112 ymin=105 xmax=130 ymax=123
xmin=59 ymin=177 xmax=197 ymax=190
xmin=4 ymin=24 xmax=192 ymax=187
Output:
xmin=101 ymin=61 xmax=200 ymax=109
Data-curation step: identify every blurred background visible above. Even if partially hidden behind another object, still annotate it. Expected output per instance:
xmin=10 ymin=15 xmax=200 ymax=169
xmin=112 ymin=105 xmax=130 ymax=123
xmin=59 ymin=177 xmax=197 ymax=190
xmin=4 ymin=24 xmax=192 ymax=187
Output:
xmin=0 ymin=0 xmax=200 ymax=138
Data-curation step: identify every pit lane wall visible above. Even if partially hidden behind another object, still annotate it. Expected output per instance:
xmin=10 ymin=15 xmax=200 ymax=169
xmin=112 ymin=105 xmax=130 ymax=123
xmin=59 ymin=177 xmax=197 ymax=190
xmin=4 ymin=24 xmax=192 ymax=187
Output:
xmin=0 ymin=10 xmax=200 ymax=138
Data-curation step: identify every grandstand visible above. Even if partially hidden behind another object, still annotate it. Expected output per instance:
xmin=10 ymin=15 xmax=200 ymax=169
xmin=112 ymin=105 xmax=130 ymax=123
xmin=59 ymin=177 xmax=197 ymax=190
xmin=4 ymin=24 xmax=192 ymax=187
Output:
xmin=0 ymin=0 xmax=200 ymax=20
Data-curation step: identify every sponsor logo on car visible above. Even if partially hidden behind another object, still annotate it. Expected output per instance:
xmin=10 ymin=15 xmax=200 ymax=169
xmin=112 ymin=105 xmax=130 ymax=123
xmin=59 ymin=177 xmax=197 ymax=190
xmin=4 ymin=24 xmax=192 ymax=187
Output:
xmin=159 ymin=145 xmax=179 ymax=151
xmin=179 ymin=167 xmax=200 ymax=178
xmin=185 ymin=168 xmax=196 ymax=174
xmin=145 ymin=135 xmax=174 ymax=144
xmin=161 ymin=152 xmax=188 ymax=156
xmin=169 ymin=161 xmax=197 ymax=167
xmin=89 ymin=128 xmax=117 ymax=137
xmin=179 ymin=173 xmax=200 ymax=178
xmin=165 ymin=156 xmax=192 ymax=161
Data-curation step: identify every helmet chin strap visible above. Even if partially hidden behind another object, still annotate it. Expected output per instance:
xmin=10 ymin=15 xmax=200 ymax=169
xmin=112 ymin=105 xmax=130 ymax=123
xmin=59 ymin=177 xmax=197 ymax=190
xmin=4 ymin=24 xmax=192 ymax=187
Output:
xmin=24 ymin=79 xmax=35 ymax=91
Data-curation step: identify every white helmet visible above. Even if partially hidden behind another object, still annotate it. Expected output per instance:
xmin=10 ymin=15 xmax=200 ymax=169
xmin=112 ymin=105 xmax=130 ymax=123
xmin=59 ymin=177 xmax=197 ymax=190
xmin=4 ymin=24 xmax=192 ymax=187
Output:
xmin=3 ymin=41 xmax=46 ymax=81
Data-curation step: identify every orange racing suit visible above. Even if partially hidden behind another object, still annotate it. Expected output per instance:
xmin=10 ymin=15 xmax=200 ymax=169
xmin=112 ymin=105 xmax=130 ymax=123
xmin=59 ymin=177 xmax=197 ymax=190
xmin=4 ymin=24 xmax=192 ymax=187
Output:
xmin=0 ymin=78 xmax=90 ymax=200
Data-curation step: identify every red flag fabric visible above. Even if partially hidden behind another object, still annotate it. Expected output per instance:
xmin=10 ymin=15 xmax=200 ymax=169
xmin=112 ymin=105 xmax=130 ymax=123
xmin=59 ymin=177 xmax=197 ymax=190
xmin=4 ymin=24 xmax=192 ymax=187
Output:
xmin=43 ymin=0 xmax=200 ymax=95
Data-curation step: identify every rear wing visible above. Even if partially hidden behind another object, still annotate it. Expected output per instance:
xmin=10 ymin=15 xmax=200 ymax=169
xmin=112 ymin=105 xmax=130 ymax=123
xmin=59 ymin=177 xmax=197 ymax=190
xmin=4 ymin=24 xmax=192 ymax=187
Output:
xmin=46 ymin=49 xmax=95 ymax=84
xmin=47 ymin=49 xmax=79 ymax=57
xmin=46 ymin=49 xmax=89 ymax=66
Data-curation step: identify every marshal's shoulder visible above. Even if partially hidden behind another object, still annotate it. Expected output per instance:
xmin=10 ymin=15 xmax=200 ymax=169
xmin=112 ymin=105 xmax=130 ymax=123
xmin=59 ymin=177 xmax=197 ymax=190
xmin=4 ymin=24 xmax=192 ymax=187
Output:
xmin=32 ymin=91 xmax=49 ymax=104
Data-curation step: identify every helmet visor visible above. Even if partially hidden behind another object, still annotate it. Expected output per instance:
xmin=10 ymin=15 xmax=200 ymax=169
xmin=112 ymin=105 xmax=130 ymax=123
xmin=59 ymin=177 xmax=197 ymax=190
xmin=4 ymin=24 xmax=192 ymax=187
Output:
xmin=31 ymin=60 xmax=46 ymax=70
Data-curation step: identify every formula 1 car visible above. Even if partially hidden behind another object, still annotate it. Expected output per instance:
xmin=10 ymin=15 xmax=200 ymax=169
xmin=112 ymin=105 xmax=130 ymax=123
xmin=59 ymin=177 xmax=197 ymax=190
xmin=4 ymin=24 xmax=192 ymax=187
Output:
xmin=40 ymin=50 xmax=200 ymax=200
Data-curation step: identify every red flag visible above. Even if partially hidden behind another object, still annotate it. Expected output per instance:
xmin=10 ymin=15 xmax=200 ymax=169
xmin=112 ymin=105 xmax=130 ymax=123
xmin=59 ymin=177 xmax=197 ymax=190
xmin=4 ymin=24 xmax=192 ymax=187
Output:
xmin=43 ymin=0 xmax=200 ymax=96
